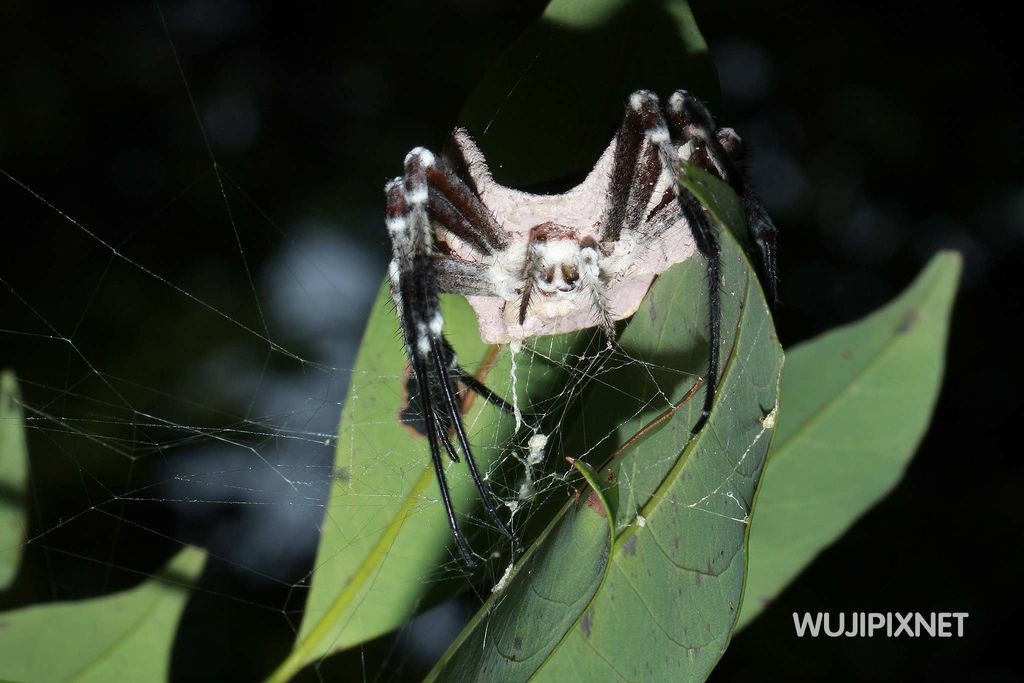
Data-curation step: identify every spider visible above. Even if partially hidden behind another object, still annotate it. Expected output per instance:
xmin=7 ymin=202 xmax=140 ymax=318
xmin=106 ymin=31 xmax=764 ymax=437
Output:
xmin=385 ymin=89 xmax=778 ymax=565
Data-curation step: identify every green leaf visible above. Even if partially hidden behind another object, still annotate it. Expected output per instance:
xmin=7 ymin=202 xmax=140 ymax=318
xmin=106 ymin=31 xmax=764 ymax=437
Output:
xmin=426 ymin=459 xmax=617 ymax=682
xmin=273 ymin=1 xmax=722 ymax=678
xmin=0 ymin=369 xmax=29 ymax=591
xmin=0 ymin=546 xmax=205 ymax=682
xmin=736 ymin=252 xmax=961 ymax=629
xmin=427 ymin=168 xmax=783 ymax=682
xmin=272 ymin=284 xmax=579 ymax=680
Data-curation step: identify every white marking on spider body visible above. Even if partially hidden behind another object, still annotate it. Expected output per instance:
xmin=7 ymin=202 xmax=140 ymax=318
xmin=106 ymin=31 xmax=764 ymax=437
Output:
xmin=487 ymin=260 xmax=523 ymax=300
xmin=386 ymin=216 xmax=407 ymax=234
xmin=579 ymin=246 xmax=601 ymax=277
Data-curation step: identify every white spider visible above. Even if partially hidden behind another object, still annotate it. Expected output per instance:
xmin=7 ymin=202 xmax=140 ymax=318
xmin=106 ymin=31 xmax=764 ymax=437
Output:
xmin=385 ymin=89 xmax=778 ymax=564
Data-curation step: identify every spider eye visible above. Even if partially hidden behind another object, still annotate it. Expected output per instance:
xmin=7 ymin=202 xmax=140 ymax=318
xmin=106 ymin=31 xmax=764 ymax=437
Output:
xmin=543 ymin=266 xmax=556 ymax=284
xmin=562 ymin=264 xmax=579 ymax=285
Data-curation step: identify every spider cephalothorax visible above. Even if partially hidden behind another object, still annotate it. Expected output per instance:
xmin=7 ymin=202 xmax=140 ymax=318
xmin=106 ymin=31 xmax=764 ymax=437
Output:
xmin=385 ymin=89 xmax=778 ymax=564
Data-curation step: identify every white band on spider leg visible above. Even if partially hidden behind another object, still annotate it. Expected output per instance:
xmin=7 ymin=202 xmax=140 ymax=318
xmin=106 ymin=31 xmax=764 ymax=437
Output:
xmin=668 ymin=90 xmax=688 ymax=112
xmin=388 ymin=261 xmax=404 ymax=314
xmin=415 ymin=321 xmax=431 ymax=356
xmin=629 ymin=90 xmax=657 ymax=111
xmin=646 ymin=126 xmax=671 ymax=144
xmin=718 ymin=127 xmax=740 ymax=143
xmin=405 ymin=147 xmax=436 ymax=167
xmin=405 ymin=185 xmax=429 ymax=205
xmin=429 ymin=312 xmax=444 ymax=336
xmin=386 ymin=216 xmax=407 ymax=234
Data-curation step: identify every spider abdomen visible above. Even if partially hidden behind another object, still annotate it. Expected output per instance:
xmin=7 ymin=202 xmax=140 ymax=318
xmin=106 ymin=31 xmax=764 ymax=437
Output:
xmin=443 ymin=130 xmax=697 ymax=344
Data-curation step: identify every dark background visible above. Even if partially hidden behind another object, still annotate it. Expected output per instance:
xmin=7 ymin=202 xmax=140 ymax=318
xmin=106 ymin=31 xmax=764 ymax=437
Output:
xmin=1 ymin=1 xmax=1020 ymax=681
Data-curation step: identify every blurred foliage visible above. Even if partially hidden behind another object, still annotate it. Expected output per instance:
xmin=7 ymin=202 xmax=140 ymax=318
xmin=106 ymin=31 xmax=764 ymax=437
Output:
xmin=0 ymin=547 xmax=205 ymax=682
xmin=0 ymin=371 xmax=28 ymax=590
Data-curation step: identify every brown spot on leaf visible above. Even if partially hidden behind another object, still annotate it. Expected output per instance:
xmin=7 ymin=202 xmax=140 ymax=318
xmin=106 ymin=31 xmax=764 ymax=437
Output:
xmin=586 ymin=490 xmax=607 ymax=517
xmin=513 ymin=636 xmax=522 ymax=651
xmin=896 ymin=309 xmax=920 ymax=334
xmin=397 ymin=348 xmax=500 ymax=438
xmin=581 ymin=608 xmax=594 ymax=638
xmin=623 ymin=535 xmax=637 ymax=556
xmin=841 ymin=348 xmax=853 ymax=360
xmin=331 ymin=467 xmax=350 ymax=483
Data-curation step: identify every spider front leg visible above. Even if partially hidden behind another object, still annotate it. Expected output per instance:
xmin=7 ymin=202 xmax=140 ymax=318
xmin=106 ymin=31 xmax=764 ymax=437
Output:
xmin=608 ymin=90 xmax=723 ymax=434
xmin=668 ymin=90 xmax=780 ymax=305
xmin=386 ymin=149 xmax=515 ymax=566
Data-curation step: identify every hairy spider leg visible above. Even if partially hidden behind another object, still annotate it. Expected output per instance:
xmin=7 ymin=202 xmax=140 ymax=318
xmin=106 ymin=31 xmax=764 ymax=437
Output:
xmin=387 ymin=174 xmax=476 ymax=564
xmin=387 ymin=149 xmax=521 ymax=565
xmin=601 ymin=96 xmax=663 ymax=243
xmin=423 ymin=155 xmax=509 ymax=254
xmin=667 ymin=90 xmax=780 ymax=305
xmin=627 ymin=90 xmax=723 ymax=434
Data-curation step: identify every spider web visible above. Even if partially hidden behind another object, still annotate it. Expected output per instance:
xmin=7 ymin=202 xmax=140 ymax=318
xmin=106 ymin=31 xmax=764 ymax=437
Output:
xmin=0 ymin=6 xmax=757 ymax=681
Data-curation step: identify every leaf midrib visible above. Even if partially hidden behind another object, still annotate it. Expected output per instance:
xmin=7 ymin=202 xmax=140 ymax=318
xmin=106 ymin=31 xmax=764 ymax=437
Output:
xmin=527 ymin=261 xmax=760 ymax=681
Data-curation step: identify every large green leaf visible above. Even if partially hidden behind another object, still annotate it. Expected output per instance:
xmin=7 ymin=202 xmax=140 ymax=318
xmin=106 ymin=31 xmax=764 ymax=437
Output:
xmin=0 ymin=546 xmax=205 ymax=682
xmin=427 ymin=166 xmax=783 ymax=682
xmin=272 ymin=1 xmax=720 ymax=679
xmin=0 ymin=369 xmax=28 ymax=591
xmin=736 ymin=252 xmax=960 ymax=629
xmin=272 ymin=284 xmax=581 ymax=680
